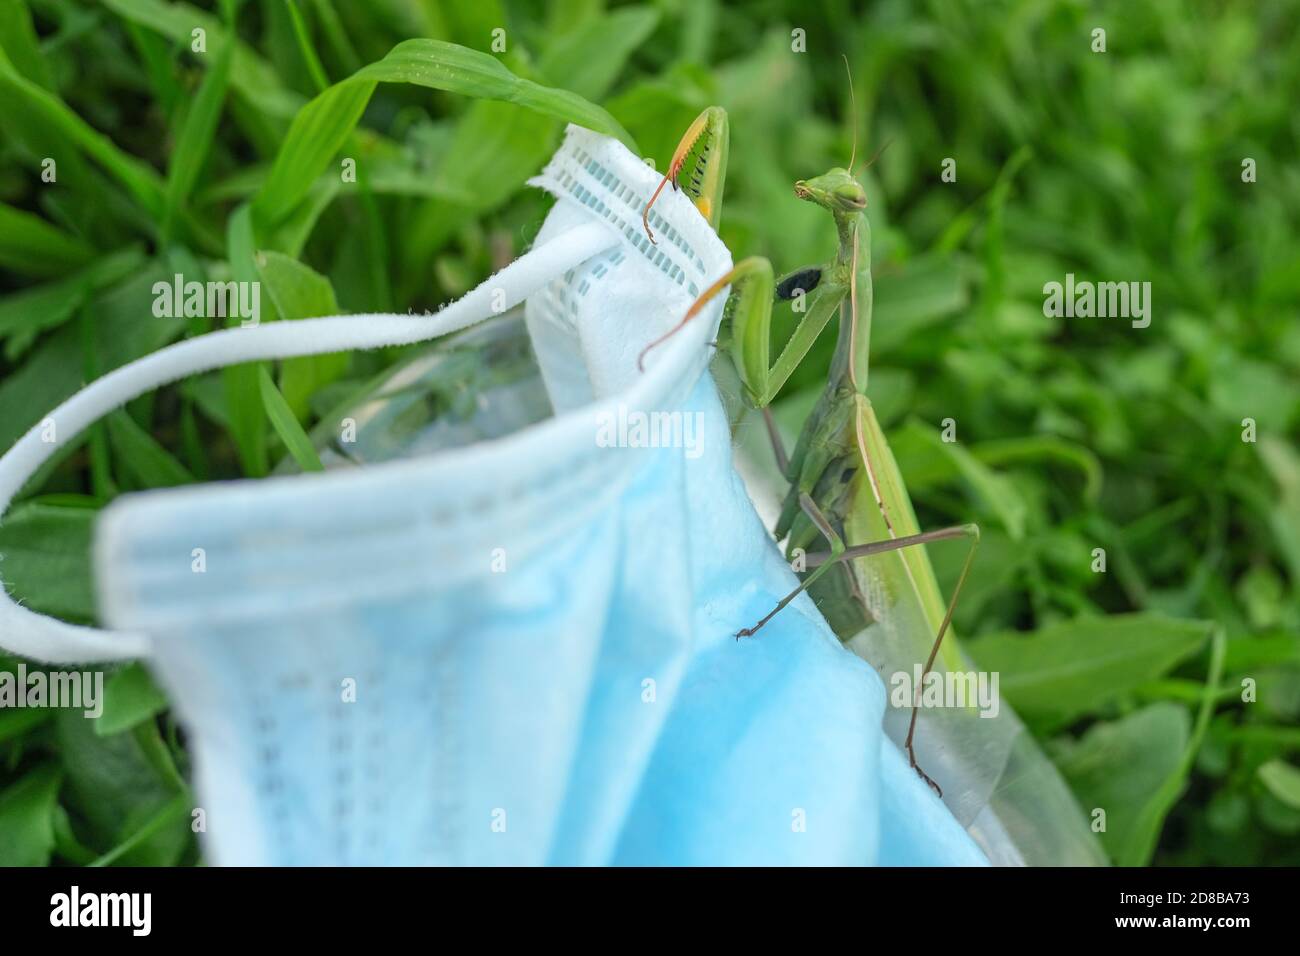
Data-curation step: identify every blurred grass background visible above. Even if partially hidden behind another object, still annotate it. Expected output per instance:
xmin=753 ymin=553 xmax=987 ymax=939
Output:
xmin=0 ymin=0 xmax=1297 ymax=866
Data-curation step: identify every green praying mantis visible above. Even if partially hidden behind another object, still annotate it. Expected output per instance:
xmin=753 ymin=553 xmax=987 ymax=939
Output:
xmin=638 ymin=96 xmax=980 ymax=796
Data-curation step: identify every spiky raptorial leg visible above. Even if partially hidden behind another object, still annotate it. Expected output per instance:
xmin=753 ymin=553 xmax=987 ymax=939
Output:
xmin=642 ymin=109 xmax=721 ymax=244
xmin=637 ymin=257 xmax=772 ymax=372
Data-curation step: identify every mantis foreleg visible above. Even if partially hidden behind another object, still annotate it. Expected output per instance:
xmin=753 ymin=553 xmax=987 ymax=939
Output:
xmin=638 ymin=256 xmax=843 ymax=411
xmin=642 ymin=106 xmax=729 ymax=243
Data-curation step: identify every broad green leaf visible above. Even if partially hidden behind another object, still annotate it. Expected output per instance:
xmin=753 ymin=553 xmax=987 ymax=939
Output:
xmin=871 ymin=256 xmax=969 ymax=355
xmin=0 ymin=327 xmax=85 ymax=451
xmin=864 ymin=367 xmax=917 ymax=429
xmin=252 ymin=38 xmax=636 ymax=227
xmin=969 ymin=435 xmax=1103 ymax=504
xmin=539 ymin=7 xmax=661 ymax=101
xmin=1256 ymin=788 xmax=1300 ymax=836
xmin=0 ymin=705 xmax=51 ymax=744
xmin=89 ymin=790 xmax=192 ymax=868
xmin=1056 ymin=631 xmax=1224 ymax=866
xmin=1258 ymin=437 xmax=1300 ymax=584
xmin=0 ymin=502 xmax=95 ymax=622
xmin=0 ymin=265 xmax=186 ymax=449
xmin=1258 ymin=760 xmax=1300 ymax=811
xmin=256 ymin=250 xmax=340 ymax=318
xmin=969 ymin=614 xmax=1213 ymax=723
xmin=0 ymin=763 xmax=63 ymax=867
xmin=256 ymin=251 xmax=347 ymax=420
xmin=1209 ymin=355 xmax=1297 ymax=434
xmin=437 ymin=0 xmax=509 ymax=50
xmin=95 ymin=664 xmax=170 ymax=737
xmin=1226 ymin=725 xmax=1300 ymax=751
xmin=1054 ymin=703 xmax=1190 ymax=866
xmin=1223 ymin=631 xmax=1300 ymax=671
xmin=893 ymin=419 xmax=1028 ymax=539
xmin=51 ymin=805 xmax=98 ymax=866
xmin=0 ymin=248 xmax=146 ymax=359
xmin=258 ymin=366 xmax=324 ymax=472
xmin=55 ymin=710 xmax=190 ymax=866
xmin=107 ymin=411 xmax=198 ymax=488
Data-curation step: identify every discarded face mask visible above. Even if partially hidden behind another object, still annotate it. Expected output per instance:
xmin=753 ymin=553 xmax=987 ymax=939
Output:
xmin=0 ymin=125 xmax=1085 ymax=866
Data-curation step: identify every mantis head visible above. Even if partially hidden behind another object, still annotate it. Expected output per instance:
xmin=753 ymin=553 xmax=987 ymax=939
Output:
xmin=792 ymin=56 xmax=875 ymax=218
xmin=793 ymin=168 xmax=866 ymax=213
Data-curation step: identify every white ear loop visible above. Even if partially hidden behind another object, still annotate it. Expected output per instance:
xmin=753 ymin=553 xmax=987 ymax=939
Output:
xmin=0 ymin=222 xmax=616 ymax=663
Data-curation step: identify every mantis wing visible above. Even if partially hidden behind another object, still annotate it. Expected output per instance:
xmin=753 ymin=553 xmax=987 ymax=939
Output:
xmin=842 ymin=394 xmax=1107 ymax=865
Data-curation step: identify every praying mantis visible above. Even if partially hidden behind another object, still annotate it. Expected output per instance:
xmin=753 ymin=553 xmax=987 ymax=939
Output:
xmin=639 ymin=102 xmax=980 ymax=796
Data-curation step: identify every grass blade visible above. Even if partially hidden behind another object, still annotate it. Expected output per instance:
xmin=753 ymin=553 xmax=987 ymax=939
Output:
xmin=222 ymin=204 xmax=270 ymax=477
xmin=106 ymin=411 xmax=198 ymax=488
xmin=0 ymin=204 xmax=97 ymax=278
xmin=286 ymin=0 xmax=330 ymax=93
xmin=0 ymin=48 xmax=166 ymax=219
xmin=103 ymin=0 xmax=302 ymax=119
xmin=163 ymin=37 xmax=235 ymax=241
xmin=0 ymin=0 xmax=53 ymax=90
xmin=0 ymin=248 xmax=145 ymax=356
xmin=258 ymin=366 xmax=324 ymax=472
xmin=253 ymin=38 xmax=636 ymax=227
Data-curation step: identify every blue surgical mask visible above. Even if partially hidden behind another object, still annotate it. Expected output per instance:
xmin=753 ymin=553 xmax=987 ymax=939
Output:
xmin=0 ymin=126 xmax=1093 ymax=866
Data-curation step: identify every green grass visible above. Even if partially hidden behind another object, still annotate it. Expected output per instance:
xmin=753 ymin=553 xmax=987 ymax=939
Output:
xmin=0 ymin=0 xmax=1297 ymax=866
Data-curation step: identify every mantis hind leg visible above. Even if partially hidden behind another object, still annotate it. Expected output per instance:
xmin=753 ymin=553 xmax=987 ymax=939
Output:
xmin=738 ymin=510 xmax=981 ymax=797
xmin=760 ymin=406 xmax=789 ymax=475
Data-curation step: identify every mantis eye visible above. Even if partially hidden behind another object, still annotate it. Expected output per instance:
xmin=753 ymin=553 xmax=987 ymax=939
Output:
xmin=834 ymin=183 xmax=867 ymax=208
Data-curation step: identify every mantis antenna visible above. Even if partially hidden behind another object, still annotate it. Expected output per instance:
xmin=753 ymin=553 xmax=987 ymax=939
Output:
xmin=842 ymin=56 xmax=892 ymax=177
xmin=843 ymin=54 xmax=857 ymax=172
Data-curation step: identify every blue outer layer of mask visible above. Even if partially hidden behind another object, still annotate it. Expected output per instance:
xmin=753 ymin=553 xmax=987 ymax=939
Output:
xmin=92 ymin=371 xmax=985 ymax=866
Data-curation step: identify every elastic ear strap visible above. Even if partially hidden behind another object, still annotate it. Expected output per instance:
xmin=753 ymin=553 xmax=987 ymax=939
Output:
xmin=0 ymin=222 xmax=616 ymax=663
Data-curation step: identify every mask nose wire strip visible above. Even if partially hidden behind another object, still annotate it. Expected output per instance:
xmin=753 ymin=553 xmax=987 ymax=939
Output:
xmin=0 ymin=221 xmax=617 ymax=664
